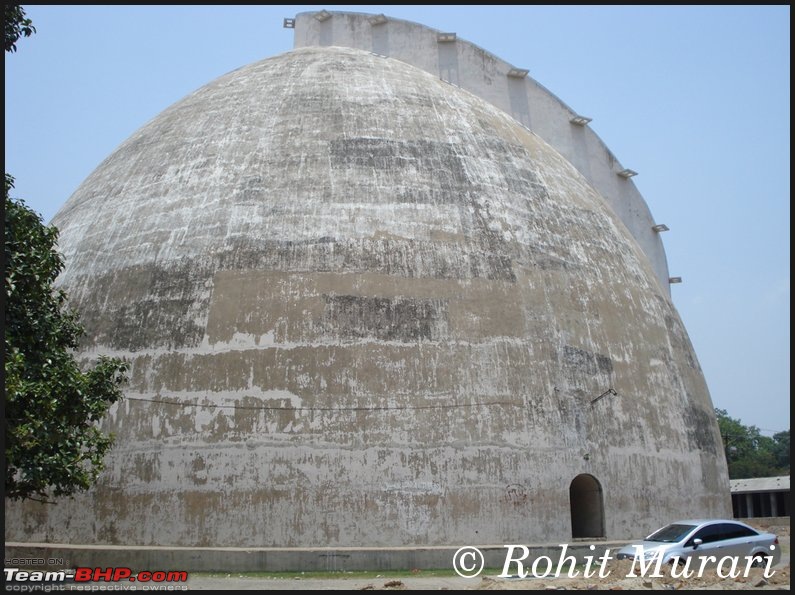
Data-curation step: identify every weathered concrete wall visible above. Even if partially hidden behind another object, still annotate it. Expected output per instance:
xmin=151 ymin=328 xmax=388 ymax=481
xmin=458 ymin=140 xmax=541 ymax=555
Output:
xmin=5 ymin=46 xmax=730 ymax=548
xmin=292 ymin=11 xmax=672 ymax=294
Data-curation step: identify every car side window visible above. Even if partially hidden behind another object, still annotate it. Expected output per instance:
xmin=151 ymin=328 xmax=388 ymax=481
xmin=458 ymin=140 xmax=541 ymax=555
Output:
xmin=688 ymin=524 xmax=721 ymax=545
xmin=718 ymin=523 xmax=758 ymax=540
xmin=686 ymin=522 xmax=761 ymax=547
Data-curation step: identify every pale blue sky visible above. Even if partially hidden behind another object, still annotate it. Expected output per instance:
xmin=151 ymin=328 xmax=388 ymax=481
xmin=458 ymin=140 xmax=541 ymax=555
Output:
xmin=5 ymin=5 xmax=790 ymax=433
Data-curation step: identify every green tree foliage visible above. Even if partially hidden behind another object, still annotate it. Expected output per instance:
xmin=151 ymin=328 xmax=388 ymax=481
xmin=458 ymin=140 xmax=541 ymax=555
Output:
xmin=715 ymin=408 xmax=790 ymax=480
xmin=770 ymin=430 xmax=790 ymax=470
xmin=5 ymin=175 xmax=129 ymax=502
xmin=4 ymin=5 xmax=36 ymax=53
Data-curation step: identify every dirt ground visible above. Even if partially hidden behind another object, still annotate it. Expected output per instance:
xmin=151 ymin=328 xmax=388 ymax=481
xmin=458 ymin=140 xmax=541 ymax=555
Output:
xmin=186 ymin=526 xmax=790 ymax=591
xmin=185 ymin=561 xmax=789 ymax=591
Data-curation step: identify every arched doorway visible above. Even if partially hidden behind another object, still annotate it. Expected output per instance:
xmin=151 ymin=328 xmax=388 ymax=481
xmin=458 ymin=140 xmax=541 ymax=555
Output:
xmin=570 ymin=474 xmax=605 ymax=538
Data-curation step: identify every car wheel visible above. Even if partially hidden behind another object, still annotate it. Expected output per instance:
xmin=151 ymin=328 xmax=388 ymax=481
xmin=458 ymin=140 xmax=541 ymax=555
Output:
xmin=668 ymin=556 xmax=683 ymax=568
xmin=750 ymin=554 xmax=770 ymax=568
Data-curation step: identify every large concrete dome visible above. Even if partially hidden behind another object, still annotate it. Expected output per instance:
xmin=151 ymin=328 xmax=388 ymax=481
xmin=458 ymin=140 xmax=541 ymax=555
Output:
xmin=6 ymin=43 xmax=729 ymax=548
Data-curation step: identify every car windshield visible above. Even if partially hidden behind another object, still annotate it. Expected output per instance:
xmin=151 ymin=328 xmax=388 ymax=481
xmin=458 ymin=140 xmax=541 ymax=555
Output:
xmin=645 ymin=523 xmax=697 ymax=543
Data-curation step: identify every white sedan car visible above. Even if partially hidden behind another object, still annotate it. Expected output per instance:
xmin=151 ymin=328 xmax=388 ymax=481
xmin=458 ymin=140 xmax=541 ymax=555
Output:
xmin=616 ymin=519 xmax=781 ymax=569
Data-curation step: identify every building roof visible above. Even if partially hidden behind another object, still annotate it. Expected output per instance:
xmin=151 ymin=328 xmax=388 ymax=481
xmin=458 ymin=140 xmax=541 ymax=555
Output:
xmin=730 ymin=476 xmax=790 ymax=494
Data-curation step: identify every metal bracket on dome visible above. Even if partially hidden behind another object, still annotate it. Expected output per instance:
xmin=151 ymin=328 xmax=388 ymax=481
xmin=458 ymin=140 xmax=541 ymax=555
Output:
xmin=570 ymin=115 xmax=592 ymax=126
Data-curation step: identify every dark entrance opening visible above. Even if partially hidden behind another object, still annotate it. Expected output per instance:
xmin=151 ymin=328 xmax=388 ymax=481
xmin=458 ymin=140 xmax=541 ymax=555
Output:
xmin=570 ymin=473 xmax=605 ymax=538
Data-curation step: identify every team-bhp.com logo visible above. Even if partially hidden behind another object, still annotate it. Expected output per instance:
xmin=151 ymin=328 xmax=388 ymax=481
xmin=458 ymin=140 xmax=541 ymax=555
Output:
xmin=4 ymin=566 xmax=189 ymax=591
